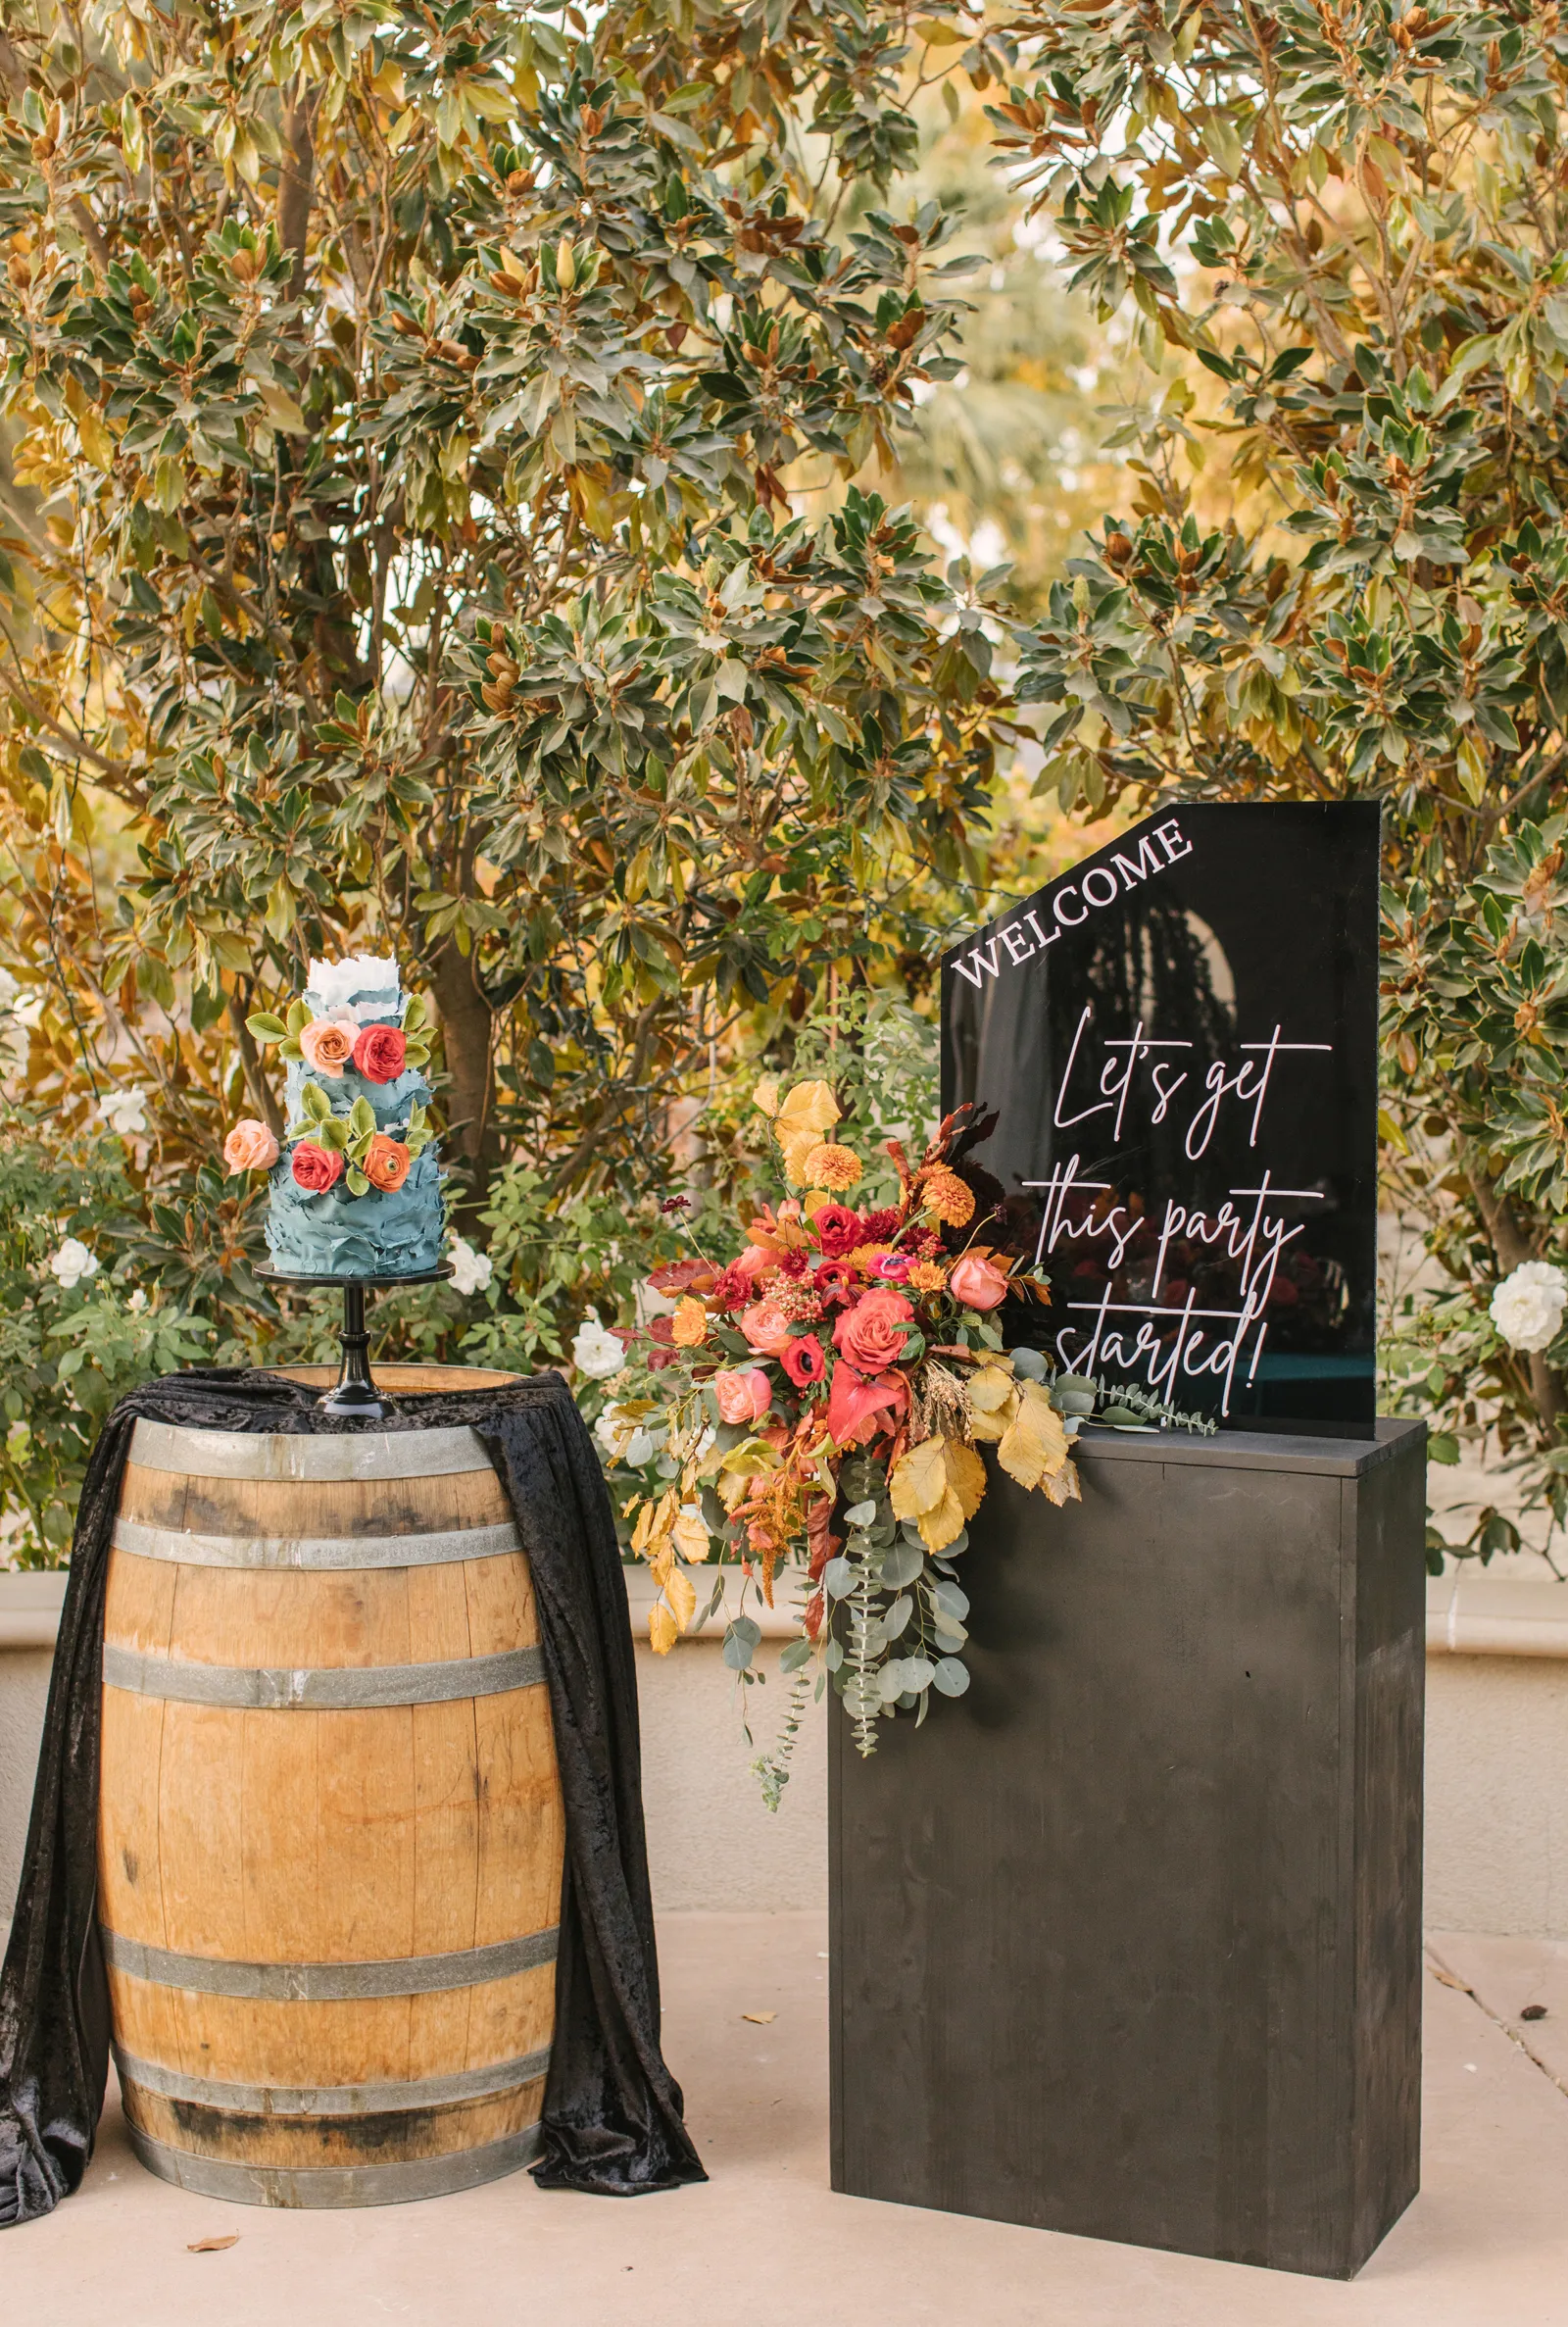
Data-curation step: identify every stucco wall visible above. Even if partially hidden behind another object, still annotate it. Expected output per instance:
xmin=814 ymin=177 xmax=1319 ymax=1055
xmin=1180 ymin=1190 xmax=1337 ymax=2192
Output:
xmin=1424 ymin=1653 xmax=1568 ymax=1938
xmin=0 ymin=1646 xmax=50 ymax=1923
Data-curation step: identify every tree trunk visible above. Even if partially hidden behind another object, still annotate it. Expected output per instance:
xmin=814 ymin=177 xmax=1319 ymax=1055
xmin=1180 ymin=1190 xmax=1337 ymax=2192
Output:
xmin=430 ymin=936 xmax=502 ymax=1228
xmin=228 ymin=990 xmax=285 ymax=1142
xmin=277 ymin=85 xmax=318 ymax=300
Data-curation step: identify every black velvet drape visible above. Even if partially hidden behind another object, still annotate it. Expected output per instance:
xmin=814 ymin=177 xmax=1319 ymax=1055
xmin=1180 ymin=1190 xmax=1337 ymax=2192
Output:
xmin=0 ymin=1367 xmax=705 ymax=2225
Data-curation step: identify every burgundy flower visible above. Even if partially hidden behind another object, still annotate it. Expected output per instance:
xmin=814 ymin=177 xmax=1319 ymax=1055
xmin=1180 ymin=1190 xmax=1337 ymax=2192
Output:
xmin=812 ymin=1260 xmax=858 ymax=1306
xmin=811 ymin=1202 xmax=863 ymax=1260
xmin=709 ymin=1263 xmax=754 ymax=1311
xmin=776 ymin=1250 xmax=808 ymax=1279
xmin=781 ymin=1332 xmax=827 ymax=1389
xmin=858 ymin=1207 xmax=902 ymax=1242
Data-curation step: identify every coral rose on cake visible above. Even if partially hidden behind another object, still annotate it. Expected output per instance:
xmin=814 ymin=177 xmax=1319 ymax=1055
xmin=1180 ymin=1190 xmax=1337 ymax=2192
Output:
xmin=298 ymin=1015 xmax=359 ymax=1076
xmin=352 ymin=1023 xmax=407 ymax=1083
xmin=832 ymin=1287 xmax=914 ymax=1373
xmin=713 ymin=1366 xmax=773 ymax=1425
xmin=363 ymin=1133 xmax=411 ymax=1191
xmin=223 ymin=1117 xmax=279 ymax=1174
xmin=291 ymin=1140 xmax=343 ymax=1192
xmin=949 ymin=1252 xmax=1010 ymax=1312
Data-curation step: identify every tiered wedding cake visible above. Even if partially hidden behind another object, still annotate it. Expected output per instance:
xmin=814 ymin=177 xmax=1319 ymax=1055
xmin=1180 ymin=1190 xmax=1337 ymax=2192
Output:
xmin=222 ymin=955 xmax=444 ymax=1277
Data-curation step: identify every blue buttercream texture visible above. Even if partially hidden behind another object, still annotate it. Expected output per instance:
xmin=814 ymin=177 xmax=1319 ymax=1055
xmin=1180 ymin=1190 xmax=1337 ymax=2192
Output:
xmin=263 ymin=975 xmax=445 ymax=1278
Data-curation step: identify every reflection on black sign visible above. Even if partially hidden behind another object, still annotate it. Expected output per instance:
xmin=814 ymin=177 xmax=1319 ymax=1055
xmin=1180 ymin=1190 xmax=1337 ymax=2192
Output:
xmin=941 ymin=802 xmax=1380 ymax=1435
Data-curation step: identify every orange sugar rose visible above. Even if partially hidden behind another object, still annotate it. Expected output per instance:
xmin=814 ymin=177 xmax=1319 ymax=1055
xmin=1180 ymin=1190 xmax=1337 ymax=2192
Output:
xmin=363 ymin=1133 xmax=411 ymax=1191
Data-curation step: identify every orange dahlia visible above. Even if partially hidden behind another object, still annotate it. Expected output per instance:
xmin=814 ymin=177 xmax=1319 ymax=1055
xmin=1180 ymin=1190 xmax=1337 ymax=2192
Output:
xmin=804 ymin=1140 xmax=863 ymax=1192
xmin=922 ymin=1168 xmax=975 ymax=1227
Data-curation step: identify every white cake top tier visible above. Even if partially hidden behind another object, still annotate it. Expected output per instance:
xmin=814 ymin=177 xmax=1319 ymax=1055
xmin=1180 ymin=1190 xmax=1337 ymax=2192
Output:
xmin=305 ymin=954 xmax=400 ymax=1018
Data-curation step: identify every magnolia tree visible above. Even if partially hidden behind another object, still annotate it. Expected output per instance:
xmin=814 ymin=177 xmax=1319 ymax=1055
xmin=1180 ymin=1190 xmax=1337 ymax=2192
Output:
xmin=0 ymin=0 xmax=1013 ymax=1313
xmin=987 ymin=0 xmax=1568 ymax=1559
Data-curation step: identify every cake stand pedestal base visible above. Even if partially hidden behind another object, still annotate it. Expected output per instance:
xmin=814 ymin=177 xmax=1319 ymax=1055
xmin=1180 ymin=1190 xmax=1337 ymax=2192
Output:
xmin=256 ymin=1266 xmax=453 ymax=1421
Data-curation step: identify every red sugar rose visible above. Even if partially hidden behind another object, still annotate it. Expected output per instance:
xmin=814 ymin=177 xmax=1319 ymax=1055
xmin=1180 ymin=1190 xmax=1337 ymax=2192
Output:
xmin=291 ymin=1141 xmax=344 ymax=1193
xmin=352 ymin=1023 xmax=407 ymax=1083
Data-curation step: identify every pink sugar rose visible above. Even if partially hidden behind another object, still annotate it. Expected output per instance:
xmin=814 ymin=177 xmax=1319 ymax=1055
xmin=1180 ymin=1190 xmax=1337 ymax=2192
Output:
xmin=299 ymin=1015 xmax=360 ymax=1077
xmin=291 ymin=1140 xmax=344 ymax=1193
xmin=712 ymin=1367 xmax=773 ymax=1425
xmin=948 ymin=1253 xmax=1010 ymax=1312
xmin=222 ymin=1117 xmax=279 ymax=1174
xmin=739 ymin=1297 xmax=795 ymax=1358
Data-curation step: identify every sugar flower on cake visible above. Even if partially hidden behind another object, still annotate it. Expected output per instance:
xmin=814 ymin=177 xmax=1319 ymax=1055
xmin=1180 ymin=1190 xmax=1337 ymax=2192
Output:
xmin=291 ymin=1140 xmax=344 ymax=1192
xmin=223 ymin=1117 xmax=280 ymax=1174
xmin=307 ymin=954 xmax=398 ymax=1016
xmin=352 ymin=1023 xmax=407 ymax=1083
xmin=1490 ymin=1259 xmax=1568 ymax=1353
xmin=448 ymin=1236 xmax=494 ymax=1296
xmin=571 ymin=1308 xmax=625 ymax=1376
xmin=48 ymin=1236 xmax=99 ymax=1289
xmin=362 ymin=1133 xmax=411 ymax=1191
xmin=298 ymin=1015 xmax=359 ymax=1076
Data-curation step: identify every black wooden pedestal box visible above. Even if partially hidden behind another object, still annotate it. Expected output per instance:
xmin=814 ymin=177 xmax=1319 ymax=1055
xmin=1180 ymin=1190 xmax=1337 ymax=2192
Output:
xmin=829 ymin=1419 xmax=1426 ymax=2280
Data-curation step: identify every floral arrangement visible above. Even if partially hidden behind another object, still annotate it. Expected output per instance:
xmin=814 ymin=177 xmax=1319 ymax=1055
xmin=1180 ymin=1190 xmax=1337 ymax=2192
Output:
xmin=610 ymin=1074 xmax=1113 ymax=1770
xmin=222 ymin=987 xmax=433 ymax=1197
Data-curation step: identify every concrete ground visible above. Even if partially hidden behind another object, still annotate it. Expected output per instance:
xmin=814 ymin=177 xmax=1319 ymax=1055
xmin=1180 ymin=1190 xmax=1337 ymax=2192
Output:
xmin=7 ymin=1914 xmax=1568 ymax=2327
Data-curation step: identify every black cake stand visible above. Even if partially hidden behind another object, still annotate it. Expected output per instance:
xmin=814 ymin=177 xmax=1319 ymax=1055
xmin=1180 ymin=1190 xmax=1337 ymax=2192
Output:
xmin=256 ymin=1265 xmax=455 ymax=1420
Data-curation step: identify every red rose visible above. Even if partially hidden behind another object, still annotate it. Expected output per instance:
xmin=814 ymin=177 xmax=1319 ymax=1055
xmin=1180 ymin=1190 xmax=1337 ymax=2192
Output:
xmin=352 ymin=1023 xmax=407 ymax=1083
xmin=811 ymin=1203 xmax=863 ymax=1260
xmin=781 ymin=1333 xmax=827 ymax=1389
xmin=291 ymin=1140 xmax=344 ymax=1193
xmin=831 ymin=1287 xmax=914 ymax=1374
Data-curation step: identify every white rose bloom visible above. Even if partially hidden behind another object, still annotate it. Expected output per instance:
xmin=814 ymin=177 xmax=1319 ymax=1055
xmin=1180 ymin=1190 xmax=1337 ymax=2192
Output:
xmin=594 ymin=1404 xmax=657 ymax=1467
xmin=1490 ymin=1260 xmax=1568 ymax=1353
xmin=572 ymin=1310 xmax=626 ymax=1378
xmin=49 ymin=1237 xmax=99 ymax=1290
xmin=127 ymin=1288 xmax=147 ymax=1312
xmin=448 ymin=1236 xmax=494 ymax=1296
xmin=98 ymin=1088 xmax=150 ymax=1138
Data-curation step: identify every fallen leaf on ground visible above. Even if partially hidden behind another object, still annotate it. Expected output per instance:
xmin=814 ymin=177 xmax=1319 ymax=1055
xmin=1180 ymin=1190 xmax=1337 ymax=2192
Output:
xmin=187 ymin=2235 xmax=238 ymax=2253
xmin=742 ymin=2009 xmax=777 ymax=2024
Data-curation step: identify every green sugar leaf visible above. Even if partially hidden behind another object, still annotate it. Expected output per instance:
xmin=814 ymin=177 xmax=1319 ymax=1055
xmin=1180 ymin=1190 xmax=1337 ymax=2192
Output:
xmin=245 ymin=1013 xmax=287 ymax=1042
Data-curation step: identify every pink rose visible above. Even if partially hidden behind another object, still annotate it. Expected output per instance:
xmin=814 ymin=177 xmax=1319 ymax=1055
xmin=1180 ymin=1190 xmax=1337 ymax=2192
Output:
xmin=352 ymin=1023 xmax=407 ymax=1083
xmin=831 ymin=1287 xmax=914 ymax=1374
xmin=739 ymin=1298 xmax=795 ymax=1357
xmin=299 ymin=1015 xmax=359 ymax=1076
xmin=948 ymin=1253 xmax=1010 ymax=1312
xmin=291 ymin=1140 xmax=344 ymax=1193
xmin=223 ymin=1117 xmax=279 ymax=1174
xmin=713 ymin=1367 xmax=773 ymax=1425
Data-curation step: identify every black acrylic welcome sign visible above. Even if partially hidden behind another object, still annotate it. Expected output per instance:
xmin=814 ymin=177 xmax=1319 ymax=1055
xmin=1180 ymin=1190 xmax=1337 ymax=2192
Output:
xmin=941 ymin=801 xmax=1380 ymax=1434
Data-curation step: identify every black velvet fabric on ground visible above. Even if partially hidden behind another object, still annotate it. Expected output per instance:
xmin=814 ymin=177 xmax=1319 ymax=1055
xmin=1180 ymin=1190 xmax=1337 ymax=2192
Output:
xmin=0 ymin=1367 xmax=706 ymax=2226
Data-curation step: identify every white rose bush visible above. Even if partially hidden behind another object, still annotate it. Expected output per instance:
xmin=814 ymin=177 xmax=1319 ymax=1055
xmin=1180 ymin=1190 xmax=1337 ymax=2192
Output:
xmin=1490 ymin=1264 xmax=1568 ymax=1359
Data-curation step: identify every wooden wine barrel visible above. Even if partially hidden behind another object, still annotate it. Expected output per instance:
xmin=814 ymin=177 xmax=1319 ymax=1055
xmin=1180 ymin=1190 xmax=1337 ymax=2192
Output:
xmin=97 ymin=1367 xmax=565 ymax=2208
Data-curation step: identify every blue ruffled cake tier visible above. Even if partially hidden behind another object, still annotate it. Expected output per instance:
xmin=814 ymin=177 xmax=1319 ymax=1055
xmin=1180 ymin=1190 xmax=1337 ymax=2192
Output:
xmin=263 ymin=976 xmax=445 ymax=1280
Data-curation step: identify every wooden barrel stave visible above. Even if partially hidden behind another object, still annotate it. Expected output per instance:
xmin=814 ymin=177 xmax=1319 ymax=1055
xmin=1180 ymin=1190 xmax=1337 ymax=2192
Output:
xmin=99 ymin=1403 xmax=563 ymax=2205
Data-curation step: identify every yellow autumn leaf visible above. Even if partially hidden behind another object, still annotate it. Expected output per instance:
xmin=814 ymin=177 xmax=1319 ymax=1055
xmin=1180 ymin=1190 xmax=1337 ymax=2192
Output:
xmin=967 ymin=1364 xmax=1017 ymax=1441
xmin=944 ymin=1439 xmax=987 ymax=1521
xmin=918 ymin=1485 xmax=967 ymax=1552
xmin=1040 ymin=1459 xmax=1082 ymax=1509
xmin=997 ymin=1382 xmax=1070 ymax=1491
xmin=753 ymin=1075 xmax=780 ymax=1117
xmin=774 ymin=1077 xmax=840 ymax=1141
xmin=664 ymin=1564 xmax=698 ymax=1632
xmin=648 ymin=1539 xmax=675 ymax=1588
xmin=890 ymin=1434 xmax=949 ymax=1520
xmin=630 ymin=1496 xmax=657 ymax=1554
xmin=777 ymin=1127 xmax=819 ymax=1186
xmin=76 ymin=408 xmax=114 ymax=472
xmin=671 ymin=1508 xmax=710 ymax=1562
xmin=648 ymin=1602 xmax=679 ymax=1655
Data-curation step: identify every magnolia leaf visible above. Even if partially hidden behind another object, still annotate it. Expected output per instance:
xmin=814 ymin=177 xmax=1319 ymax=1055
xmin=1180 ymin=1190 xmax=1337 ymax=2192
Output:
xmin=918 ymin=1485 xmax=967 ymax=1552
xmin=285 ymin=1000 xmax=310 ymax=1033
xmin=944 ymin=1438 xmax=987 ymax=1521
xmin=997 ymin=1381 xmax=1071 ymax=1490
xmin=245 ymin=1013 xmax=287 ymax=1042
xmin=890 ymin=1434 xmax=949 ymax=1520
